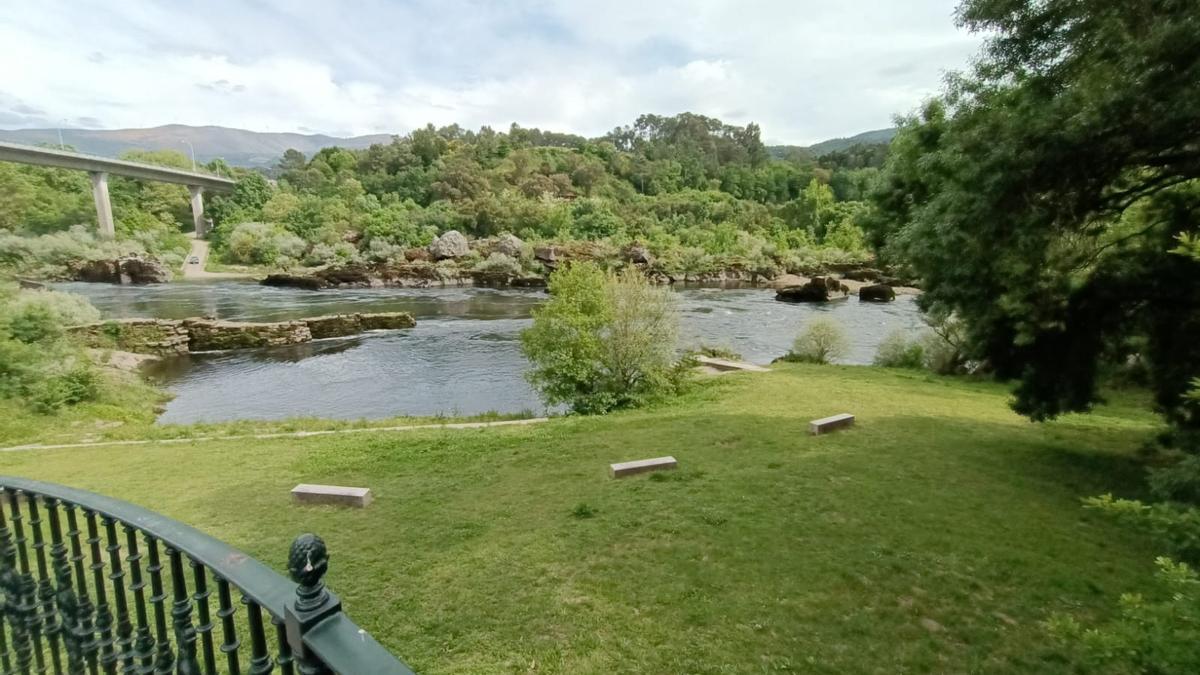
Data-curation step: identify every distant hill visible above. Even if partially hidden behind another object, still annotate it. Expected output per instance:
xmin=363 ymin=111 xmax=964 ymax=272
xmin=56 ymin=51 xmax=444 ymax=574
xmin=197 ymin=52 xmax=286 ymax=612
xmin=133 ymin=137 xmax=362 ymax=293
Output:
xmin=767 ymin=127 xmax=898 ymax=162
xmin=0 ymin=123 xmax=898 ymax=169
xmin=0 ymin=125 xmax=392 ymax=169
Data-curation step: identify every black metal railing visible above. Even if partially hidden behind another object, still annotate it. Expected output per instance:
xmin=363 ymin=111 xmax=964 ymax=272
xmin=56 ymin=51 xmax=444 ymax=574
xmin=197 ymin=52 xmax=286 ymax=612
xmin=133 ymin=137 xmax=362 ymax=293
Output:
xmin=0 ymin=476 xmax=414 ymax=675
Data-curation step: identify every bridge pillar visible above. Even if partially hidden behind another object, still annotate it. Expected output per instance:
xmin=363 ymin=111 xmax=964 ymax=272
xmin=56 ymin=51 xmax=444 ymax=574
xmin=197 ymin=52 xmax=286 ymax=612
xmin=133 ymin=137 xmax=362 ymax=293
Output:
xmin=89 ymin=171 xmax=115 ymax=238
xmin=188 ymin=185 xmax=207 ymax=238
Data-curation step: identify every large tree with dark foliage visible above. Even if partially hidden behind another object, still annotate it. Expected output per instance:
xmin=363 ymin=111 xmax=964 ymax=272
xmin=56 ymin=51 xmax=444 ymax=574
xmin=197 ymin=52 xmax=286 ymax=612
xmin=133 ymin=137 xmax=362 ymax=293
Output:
xmin=869 ymin=0 xmax=1200 ymax=446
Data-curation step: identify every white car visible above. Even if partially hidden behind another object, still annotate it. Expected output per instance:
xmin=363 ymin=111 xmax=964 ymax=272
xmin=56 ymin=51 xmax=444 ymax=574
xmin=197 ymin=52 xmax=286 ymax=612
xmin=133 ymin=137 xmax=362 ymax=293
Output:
xmin=188 ymin=256 xmax=200 ymax=264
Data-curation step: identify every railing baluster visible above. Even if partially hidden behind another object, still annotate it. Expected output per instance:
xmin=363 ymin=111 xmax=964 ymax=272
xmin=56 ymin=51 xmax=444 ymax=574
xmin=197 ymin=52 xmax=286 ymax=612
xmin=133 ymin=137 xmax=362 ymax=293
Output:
xmin=143 ymin=538 xmax=173 ymax=674
xmin=28 ymin=492 xmax=65 ymax=667
xmin=65 ymin=507 xmax=98 ymax=675
xmin=0 ymin=494 xmax=17 ymax=675
xmin=244 ymin=600 xmax=273 ymax=675
xmin=271 ymin=617 xmax=293 ymax=675
xmin=188 ymin=562 xmax=215 ymax=675
xmin=121 ymin=527 xmax=154 ymax=673
xmin=8 ymin=491 xmax=45 ymax=675
xmin=166 ymin=548 xmax=199 ymax=675
xmin=214 ymin=578 xmax=240 ymax=675
xmin=86 ymin=513 xmax=115 ymax=675
xmin=101 ymin=517 xmax=133 ymax=674
xmin=26 ymin=494 xmax=64 ymax=674
xmin=45 ymin=497 xmax=83 ymax=674
xmin=0 ymin=609 xmax=11 ymax=675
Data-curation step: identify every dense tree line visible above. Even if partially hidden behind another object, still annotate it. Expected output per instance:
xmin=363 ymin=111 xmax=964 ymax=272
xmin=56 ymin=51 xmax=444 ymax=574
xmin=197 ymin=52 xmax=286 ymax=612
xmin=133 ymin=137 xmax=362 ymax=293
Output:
xmin=197 ymin=114 xmax=882 ymax=276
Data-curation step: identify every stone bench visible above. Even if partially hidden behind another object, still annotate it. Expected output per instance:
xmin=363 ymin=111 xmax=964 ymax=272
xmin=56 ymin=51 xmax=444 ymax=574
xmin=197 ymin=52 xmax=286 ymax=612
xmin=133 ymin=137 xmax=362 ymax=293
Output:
xmin=809 ymin=413 xmax=855 ymax=435
xmin=610 ymin=456 xmax=678 ymax=478
xmin=291 ymin=484 xmax=373 ymax=507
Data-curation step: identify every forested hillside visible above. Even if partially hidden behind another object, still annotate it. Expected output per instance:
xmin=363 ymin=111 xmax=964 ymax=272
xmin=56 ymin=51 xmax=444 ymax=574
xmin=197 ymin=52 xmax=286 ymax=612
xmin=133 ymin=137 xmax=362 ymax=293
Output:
xmin=2 ymin=112 xmax=892 ymax=282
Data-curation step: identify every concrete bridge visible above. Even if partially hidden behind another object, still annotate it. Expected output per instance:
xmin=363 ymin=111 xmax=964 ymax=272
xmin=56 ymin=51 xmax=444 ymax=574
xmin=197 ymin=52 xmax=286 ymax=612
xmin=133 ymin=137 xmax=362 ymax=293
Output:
xmin=0 ymin=141 xmax=235 ymax=238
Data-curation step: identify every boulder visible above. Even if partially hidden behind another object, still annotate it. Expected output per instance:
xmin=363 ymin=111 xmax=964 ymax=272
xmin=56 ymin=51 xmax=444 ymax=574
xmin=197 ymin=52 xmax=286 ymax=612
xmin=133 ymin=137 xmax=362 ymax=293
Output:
xmin=262 ymin=274 xmax=325 ymax=290
xmin=624 ymin=244 xmax=654 ymax=266
xmin=117 ymin=256 xmax=170 ymax=284
xmin=768 ymin=274 xmax=808 ymax=290
xmin=859 ymin=283 xmax=896 ymax=302
xmin=534 ymin=246 xmax=560 ymax=263
xmin=843 ymin=268 xmax=883 ymax=282
xmin=510 ymin=276 xmax=548 ymax=288
xmin=776 ymin=278 xmax=831 ymax=303
xmin=404 ymin=247 xmax=432 ymax=262
xmin=428 ymin=230 xmax=470 ymax=260
xmin=314 ymin=265 xmax=374 ymax=287
xmin=71 ymin=256 xmax=170 ymax=285
xmin=493 ymin=233 xmax=525 ymax=258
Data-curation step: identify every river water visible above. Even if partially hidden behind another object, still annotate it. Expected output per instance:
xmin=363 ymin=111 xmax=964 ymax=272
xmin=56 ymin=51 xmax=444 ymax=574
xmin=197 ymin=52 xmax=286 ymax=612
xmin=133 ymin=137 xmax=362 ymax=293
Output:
xmin=55 ymin=281 xmax=926 ymax=424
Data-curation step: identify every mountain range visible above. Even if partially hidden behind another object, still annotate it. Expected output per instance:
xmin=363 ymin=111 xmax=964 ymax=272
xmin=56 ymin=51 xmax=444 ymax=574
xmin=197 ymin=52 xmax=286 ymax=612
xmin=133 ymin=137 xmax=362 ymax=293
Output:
xmin=0 ymin=124 xmax=896 ymax=169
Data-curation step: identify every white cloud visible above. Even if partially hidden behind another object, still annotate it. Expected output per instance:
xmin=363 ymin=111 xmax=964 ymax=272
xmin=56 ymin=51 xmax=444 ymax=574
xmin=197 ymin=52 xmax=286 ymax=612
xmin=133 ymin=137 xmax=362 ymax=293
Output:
xmin=0 ymin=0 xmax=982 ymax=144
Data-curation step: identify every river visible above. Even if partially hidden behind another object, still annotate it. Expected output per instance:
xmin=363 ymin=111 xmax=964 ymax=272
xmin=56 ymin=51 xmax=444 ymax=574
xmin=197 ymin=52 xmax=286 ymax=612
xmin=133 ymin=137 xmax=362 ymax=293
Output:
xmin=55 ymin=281 xmax=926 ymax=424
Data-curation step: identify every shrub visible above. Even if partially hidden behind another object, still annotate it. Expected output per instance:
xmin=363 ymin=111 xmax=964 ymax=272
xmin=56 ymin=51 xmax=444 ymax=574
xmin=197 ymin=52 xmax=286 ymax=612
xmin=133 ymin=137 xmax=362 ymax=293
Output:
xmin=1048 ymin=557 xmax=1200 ymax=674
xmin=473 ymin=253 xmax=522 ymax=276
xmin=874 ymin=330 xmax=926 ymax=369
xmin=27 ymin=365 xmax=100 ymax=414
xmin=781 ymin=317 xmax=848 ymax=364
xmin=0 ymin=286 xmax=104 ymax=413
xmin=521 ymin=262 xmax=686 ymax=414
xmin=922 ymin=313 xmax=969 ymax=374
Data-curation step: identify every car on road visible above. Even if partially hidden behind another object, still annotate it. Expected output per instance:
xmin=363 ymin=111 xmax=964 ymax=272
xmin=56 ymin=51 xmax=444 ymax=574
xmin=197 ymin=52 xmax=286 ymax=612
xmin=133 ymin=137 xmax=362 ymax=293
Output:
xmin=188 ymin=256 xmax=200 ymax=264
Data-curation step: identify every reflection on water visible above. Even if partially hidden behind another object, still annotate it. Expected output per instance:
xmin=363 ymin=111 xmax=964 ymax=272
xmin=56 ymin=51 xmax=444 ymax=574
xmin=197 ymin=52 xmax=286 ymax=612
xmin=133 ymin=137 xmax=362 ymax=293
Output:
xmin=55 ymin=280 xmax=926 ymax=423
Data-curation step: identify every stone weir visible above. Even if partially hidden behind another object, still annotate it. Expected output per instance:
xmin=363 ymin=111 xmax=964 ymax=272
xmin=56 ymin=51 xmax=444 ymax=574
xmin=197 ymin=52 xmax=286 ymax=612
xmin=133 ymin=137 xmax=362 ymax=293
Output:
xmin=69 ymin=312 xmax=416 ymax=356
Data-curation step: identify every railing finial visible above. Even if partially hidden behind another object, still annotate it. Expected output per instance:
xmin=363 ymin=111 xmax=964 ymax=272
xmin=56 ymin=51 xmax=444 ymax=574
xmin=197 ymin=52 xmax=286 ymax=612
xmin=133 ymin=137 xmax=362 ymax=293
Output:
xmin=288 ymin=533 xmax=330 ymax=613
xmin=285 ymin=534 xmax=342 ymax=674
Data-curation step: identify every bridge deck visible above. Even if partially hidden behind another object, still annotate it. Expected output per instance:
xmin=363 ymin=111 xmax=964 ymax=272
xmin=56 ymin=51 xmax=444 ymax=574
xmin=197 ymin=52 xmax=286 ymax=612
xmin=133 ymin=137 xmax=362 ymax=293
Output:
xmin=0 ymin=140 xmax=235 ymax=191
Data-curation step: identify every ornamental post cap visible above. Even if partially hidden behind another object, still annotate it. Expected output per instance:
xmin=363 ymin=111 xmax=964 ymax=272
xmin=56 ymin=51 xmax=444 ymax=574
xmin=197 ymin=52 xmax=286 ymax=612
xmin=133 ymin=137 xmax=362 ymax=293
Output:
xmin=287 ymin=533 xmax=328 ymax=588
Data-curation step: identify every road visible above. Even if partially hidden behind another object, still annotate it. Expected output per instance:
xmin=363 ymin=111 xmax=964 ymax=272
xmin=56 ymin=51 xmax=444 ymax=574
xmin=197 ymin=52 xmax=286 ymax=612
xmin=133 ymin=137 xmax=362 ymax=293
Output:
xmin=181 ymin=235 xmax=252 ymax=280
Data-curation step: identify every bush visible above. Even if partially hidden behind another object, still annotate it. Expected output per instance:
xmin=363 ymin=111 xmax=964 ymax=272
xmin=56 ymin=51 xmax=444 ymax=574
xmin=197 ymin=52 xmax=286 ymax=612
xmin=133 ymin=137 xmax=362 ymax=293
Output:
xmin=922 ymin=313 xmax=969 ymax=374
xmin=222 ymin=222 xmax=308 ymax=266
xmin=27 ymin=365 xmax=100 ymax=414
xmin=780 ymin=317 xmax=848 ymax=364
xmin=874 ymin=330 xmax=926 ymax=369
xmin=0 ymin=285 xmax=104 ymax=413
xmin=473 ymin=253 xmax=522 ymax=276
xmin=1049 ymin=557 xmax=1200 ymax=674
xmin=521 ymin=262 xmax=686 ymax=414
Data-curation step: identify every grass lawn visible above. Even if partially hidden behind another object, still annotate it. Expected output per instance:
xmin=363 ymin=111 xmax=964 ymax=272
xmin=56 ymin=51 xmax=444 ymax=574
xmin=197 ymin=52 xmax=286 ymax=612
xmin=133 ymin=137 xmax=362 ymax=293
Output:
xmin=0 ymin=365 xmax=1164 ymax=673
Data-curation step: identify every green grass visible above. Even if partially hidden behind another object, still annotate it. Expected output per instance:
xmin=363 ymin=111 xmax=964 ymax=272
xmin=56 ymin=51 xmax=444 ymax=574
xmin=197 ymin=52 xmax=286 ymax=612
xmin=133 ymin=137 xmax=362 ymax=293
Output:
xmin=0 ymin=365 xmax=1165 ymax=673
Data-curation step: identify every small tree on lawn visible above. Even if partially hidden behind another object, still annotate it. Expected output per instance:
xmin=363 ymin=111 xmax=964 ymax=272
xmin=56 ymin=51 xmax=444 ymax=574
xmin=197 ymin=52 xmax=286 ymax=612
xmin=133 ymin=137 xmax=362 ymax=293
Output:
xmin=521 ymin=262 xmax=683 ymax=414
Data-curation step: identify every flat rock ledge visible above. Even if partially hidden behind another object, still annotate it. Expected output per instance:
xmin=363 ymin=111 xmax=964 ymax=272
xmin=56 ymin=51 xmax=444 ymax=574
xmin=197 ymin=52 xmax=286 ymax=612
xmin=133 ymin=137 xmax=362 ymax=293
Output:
xmin=70 ymin=312 xmax=416 ymax=355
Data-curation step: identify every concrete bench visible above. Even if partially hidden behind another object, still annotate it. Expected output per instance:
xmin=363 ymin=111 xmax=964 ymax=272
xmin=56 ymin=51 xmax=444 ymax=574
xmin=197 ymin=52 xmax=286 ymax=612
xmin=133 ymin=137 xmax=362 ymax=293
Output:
xmin=291 ymin=484 xmax=373 ymax=507
xmin=610 ymin=456 xmax=678 ymax=478
xmin=809 ymin=413 xmax=855 ymax=435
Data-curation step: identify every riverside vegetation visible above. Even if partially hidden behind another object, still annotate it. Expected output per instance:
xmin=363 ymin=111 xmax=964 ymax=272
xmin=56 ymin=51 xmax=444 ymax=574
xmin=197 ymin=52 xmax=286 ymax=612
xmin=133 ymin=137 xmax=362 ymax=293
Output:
xmin=1 ymin=113 xmax=884 ymax=285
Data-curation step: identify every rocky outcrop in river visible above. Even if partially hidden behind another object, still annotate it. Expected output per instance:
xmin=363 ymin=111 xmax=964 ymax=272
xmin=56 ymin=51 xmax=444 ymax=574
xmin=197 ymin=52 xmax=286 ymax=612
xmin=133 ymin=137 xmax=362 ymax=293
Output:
xmin=69 ymin=256 xmax=170 ymax=284
xmin=70 ymin=312 xmax=416 ymax=356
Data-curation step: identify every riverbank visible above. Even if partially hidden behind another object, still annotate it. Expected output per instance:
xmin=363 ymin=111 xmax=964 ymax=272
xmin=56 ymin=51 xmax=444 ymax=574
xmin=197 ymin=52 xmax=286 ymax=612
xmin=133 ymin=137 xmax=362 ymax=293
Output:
xmin=0 ymin=364 xmax=1161 ymax=673
xmin=52 ymin=282 xmax=927 ymax=424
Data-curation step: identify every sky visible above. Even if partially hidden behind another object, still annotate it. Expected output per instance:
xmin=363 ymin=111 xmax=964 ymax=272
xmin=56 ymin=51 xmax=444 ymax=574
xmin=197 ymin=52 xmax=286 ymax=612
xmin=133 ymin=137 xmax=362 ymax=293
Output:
xmin=0 ymin=0 xmax=982 ymax=145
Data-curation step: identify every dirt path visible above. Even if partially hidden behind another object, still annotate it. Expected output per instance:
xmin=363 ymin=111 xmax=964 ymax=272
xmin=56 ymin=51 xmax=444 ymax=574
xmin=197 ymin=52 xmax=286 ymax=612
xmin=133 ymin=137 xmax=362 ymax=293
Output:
xmin=0 ymin=417 xmax=551 ymax=453
xmin=181 ymin=235 xmax=254 ymax=280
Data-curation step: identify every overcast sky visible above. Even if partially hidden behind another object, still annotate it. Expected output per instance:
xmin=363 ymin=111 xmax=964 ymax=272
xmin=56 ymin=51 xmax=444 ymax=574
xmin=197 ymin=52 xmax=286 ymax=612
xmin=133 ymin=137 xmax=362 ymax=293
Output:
xmin=0 ymin=0 xmax=981 ymax=144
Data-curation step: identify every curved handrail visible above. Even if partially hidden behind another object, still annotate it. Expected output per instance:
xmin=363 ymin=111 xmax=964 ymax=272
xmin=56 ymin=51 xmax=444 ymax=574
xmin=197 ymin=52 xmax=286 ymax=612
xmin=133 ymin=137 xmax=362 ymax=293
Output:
xmin=0 ymin=476 xmax=294 ymax=616
xmin=0 ymin=475 xmax=414 ymax=675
